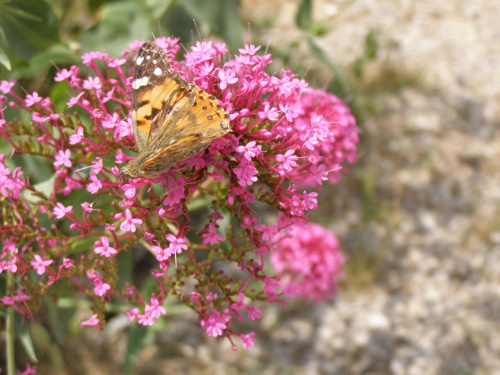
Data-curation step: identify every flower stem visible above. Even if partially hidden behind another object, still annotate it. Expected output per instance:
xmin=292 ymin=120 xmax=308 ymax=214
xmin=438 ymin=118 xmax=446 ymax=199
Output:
xmin=6 ymin=270 xmax=16 ymax=375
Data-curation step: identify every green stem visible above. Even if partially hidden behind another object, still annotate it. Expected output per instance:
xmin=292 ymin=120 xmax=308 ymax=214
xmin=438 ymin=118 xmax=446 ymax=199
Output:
xmin=6 ymin=270 xmax=16 ymax=375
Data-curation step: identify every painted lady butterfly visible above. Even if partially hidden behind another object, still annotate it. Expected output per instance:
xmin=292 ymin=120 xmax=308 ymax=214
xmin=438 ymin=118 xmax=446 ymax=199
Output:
xmin=121 ymin=42 xmax=231 ymax=178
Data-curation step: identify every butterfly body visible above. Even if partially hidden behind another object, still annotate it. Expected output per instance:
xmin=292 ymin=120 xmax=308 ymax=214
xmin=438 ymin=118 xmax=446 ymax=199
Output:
xmin=121 ymin=42 xmax=231 ymax=178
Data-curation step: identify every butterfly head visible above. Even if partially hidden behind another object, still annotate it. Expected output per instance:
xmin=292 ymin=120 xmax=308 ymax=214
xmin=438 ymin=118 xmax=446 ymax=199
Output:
xmin=121 ymin=159 xmax=160 ymax=179
xmin=120 ymin=159 xmax=142 ymax=178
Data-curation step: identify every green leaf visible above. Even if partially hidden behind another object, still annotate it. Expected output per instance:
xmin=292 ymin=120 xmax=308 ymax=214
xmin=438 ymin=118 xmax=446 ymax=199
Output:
xmin=364 ymin=28 xmax=379 ymax=60
xmin=116 ymin=249 xmax=133 ymax=289
xmin=124 ymin=325 xmax=155 ymax=374
xmin=15 ymin=312 xmax=38 ymax=362
xmin=307 ymin=38 xmax=350 ymax=97
xmin=145 ymin=0 xmax=178 ymax=20
xmin=46 ymin=298 xmax=77 ymax=344
xmin=79 ymin=1 xmax=151 ymax=56
xmin=296 ymin=0 xmax=312 ymax=31
xmin=9 ymin=43 xmax=78 ymax=80
xmin=0 ymin=46 xmax=11 ymax=70
xmin=0 ymin=0 xmax=60 ymax=60
xmin=180 ymin=0 xmax=244 ymax=51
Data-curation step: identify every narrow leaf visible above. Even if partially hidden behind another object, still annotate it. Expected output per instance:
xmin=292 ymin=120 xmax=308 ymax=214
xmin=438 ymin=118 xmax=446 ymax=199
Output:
xmin=296 ymin=0 xmax=312 ymax=30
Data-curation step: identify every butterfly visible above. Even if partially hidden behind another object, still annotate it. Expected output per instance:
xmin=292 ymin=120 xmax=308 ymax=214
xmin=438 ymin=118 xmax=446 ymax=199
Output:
xmin=121 ymin=41 xmax=231 ymax=178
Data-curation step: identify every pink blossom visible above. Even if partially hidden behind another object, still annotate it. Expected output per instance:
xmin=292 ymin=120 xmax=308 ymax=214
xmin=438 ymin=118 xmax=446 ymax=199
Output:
xmin=93 ymin=279 xmax=111 ymax=296
xmin=247 ymin=306 xmax=261 ymax=320
xmin=275 ymin=149 xmax=298 ymax=172
xmin=53 ymin=202 xmax=72 ymax=219
xmin=145 ymin=297 xmax=166 ymax=318
xmin=218 ymin=69 xmax=238 ymax=90
xmin=125 ymin=307 xmax=140 ymax=322
xmin=235 ymin=141 xmax=262 ymax=160
xmin=94 ymin=237 xmax=118 ymax=257
xmin=83 ymin=76 xmax=102 ymax=90
xmin=54 ymin=149 xmax=72 ymax=168
xmin=55 ymin=68 xmax=73 ymax=81
xmin=0 ymin=36 xmax=359 ymax=349
xmin=201 ymin=223 xmax=225 ymax=245
xmin=138 ymin=312 xmax=157 ymax=326
xmin=279 ymin=103 xmax=299 ymax=122
xmin=87 ymin=174 xmax=103 ymax=194
xmin=238 ymin=44 xmax=261 ymax=55
xmin=0 ymin=79 xmax=16 ymax=94
xmin=206 ymin=313 xmax=228 ymax=337
xmin=240 ymin=332 xmax=257 ymax=349
xmin=120 ymin=208 xmax=142 ymax=232
xmin=233 ymin=158 xmax=258 ymax=186
xmin=121 ymin=183 xmax=136 ymax=199
xmin=25 ymin=92 xmax=42 ymax=107
xmin=81 ymin=314 xmax=99 ymax=326
xmin=69 ymin=126 xmax=84 ymax=144
xmin=31 ymin=254 xmax=53 ymax=275
xmin=258 ymin=103 xmax=279 ymax=121
xmin=166 ymin=234 xmax=188 ymax=254
xmin=271 ymin=223 xmax=344 ymax=303
xmin=18 ymin=364 xmax=37 ymax=375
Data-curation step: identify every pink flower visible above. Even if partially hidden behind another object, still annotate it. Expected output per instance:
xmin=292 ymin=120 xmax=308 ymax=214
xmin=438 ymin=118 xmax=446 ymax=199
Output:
xmin=83 ymin=76 xmax=102 ymax=90
xmin=87 ymin=174 xmax=102 ymax=194
xmin=93 ymin=279 xmax=111 ymax=296
xmin=166 ymin=234 xmax=188 ymax=254
xmin=238 ymin=44 xmax=260 ymax=55
xmin=258 ymin=103 xmax=279 ymax=121
xmin=201 ymin=223 xmax=225 ymax=245
xmin=119 ymin=208 xmax=142 ymax=232
xmin=69 ymin=126 xmax=84 ymax=144
xmin=31 ymin=254 xmax=54 ymax=275
xmin=206 ymin=313 xmax=228 ymax=337
xmin=235 ymin=140 xmax=261 ymax=160
xmin=0 ymin=36 xmax=359 ymax=349
xmin=275 ymin=149 xmax=298 ymax=172
xmin=218 ymin=69 xmax=238 ymax=90
xmin=145 ymin=297 xmax=166 ymax=319
xmin=0 ymin=79 xmax=16 ymax=94
xmin=55 ymin=68 xmax=73 ymax=81
xmin=94 ymin=237 xmax=118 ymax=257
xmin=271 ymin=223 xmax=344 ymax=303
xmin=125 ymin=307 xmax=140 ymax=322
xmin=25 ymin=92 xmax=42 ymax=107
xmin=54 ymin=149 xmax=72 ymax=168
xmin=81 ymin=314 xmax=99 ymax=326
xmin=53 ymin=202 xmax=72 ymax=219
xmin=233 ymin=158 xmax=258 ymax=186
xmin=240 ymin=332 xmax=257 ymax=349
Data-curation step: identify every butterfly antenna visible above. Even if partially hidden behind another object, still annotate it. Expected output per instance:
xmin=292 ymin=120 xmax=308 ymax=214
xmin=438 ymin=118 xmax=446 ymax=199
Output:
xmin=74 ymin=165 xmax=93 ymax=172
xmin=157 ymin=20 xmax=162 ymax=37
xmin=89 ymin=193 xmax=105 ymax=208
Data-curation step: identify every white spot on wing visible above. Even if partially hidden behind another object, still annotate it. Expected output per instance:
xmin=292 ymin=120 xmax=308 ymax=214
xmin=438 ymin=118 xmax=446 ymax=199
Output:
xmin=153 ymin=59 xmax=157 ymax=64
xmin=140 ymin=76 xmax=149 ymax=86
xmin=136 ymin=56 xmax=144 ymax=66
xmin=154 ymin=67 xmax=162 ymax=76
xmin=146 ymin=55 xmax=151 ymax=60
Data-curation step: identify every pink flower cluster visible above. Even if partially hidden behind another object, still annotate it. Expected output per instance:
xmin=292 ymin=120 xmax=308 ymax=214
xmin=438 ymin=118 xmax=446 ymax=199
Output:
xmin=0 ymin=36 xmax=358 ymax=349
xmin=271 ymin=223 xmax=345 ymax=303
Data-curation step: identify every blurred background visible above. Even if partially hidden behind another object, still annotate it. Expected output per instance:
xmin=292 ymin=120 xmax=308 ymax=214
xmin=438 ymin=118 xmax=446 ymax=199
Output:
xmin=1 ymin=0 xmax=499 ymax=374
